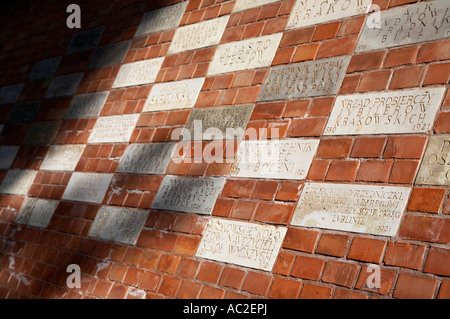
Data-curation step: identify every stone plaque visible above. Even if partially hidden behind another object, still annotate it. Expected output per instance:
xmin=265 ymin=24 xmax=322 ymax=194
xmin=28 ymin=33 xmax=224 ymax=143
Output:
xmin=15 ymin=197 xmax=58 ymax=228
xmin=0 ymin=125 xmax=3 ymax=135
xmin=168 ymin=15 xmax=229 ymax=54
xmin=0 ymin=169 xmax=37 ymax=195
xmin=135 ymin=2 xmax=188 ymax=37
xmin=88 ymin=114 xmax=139 ymax=144
xmin=62 ymin=172 xmax=113 ymax=204
xmin=152 ymin=176 xmax=226 ymax=215
xmin=45 ymin=73 xmax=84 ymax=98
xmin=230 ymin=138 xmax=319 ymax=179
xmin=66 ymin=26 xmax=105 ymax=54
xmin=7 ymin=102 xmax=40 ymax=124
xmin=112 ymin=57 xmax=164 ymax=88
xmin=143 ymin=77 xmax=205 ymax=112
xmin=28 ymin=56 xmax=62 ymax=81
xmin=258 ymin=56 xmax=351 ymax=101
xmin=286 ymin=0 xmax=371 ymax=30
xmin=0 ymin=146 xmax=19 ymax=170
xmin=291 ymin=182 xmax=411 ymax=236
xmin=207 ymin=33 xmax=283 ymax=76
xmin=233 ymin=0 xmax=280 ymax=12
xmin=184 ymin=105 xmax=254 ymax=140
xmin=196 ymin=218 xmax=287 ymax=271
xmin=117 ymin=143 xmax=177 ymax=174
xmin=416 ymin=136 xmax=450 ymax=186
xmin=24 ymin=121 xmax=61 ymax=145
xmin=0 ymin=83 xmax=24 ymax=105
xmin=65 ymin=91 xmax=109 ymax=119
xmin=324 ymin=87 xmax=446 ymax=136
xmin=88 ymin=40 xmax=131 ymax=70
xmin=40 ymin=145 xmax=86 ymax=171
xmin=356 ymin=0 xmax=450 ymax=53
xmin=88 ymin=205 xmax=148 ymax=245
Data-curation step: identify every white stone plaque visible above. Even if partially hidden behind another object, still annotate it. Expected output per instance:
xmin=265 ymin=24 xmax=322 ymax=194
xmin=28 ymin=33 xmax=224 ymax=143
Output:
xmin=0 ymin=146 xmax=19 ymax=170
xmin=88 ymin=114 xmax=139 ymax=144
xmin=143 ymin=77 xmax=205 ymax=112
xmin=88 ymin=40 xmax=131 ymax=70
xmin=88 ymin=205 xmax=148 ymax=245
xmin=66 ymin=92 xmax=109 ymax=119
xmin=66 ymin=26 xmax=105 ymax=54
xmin=15 ymin=197 xmax=59 ymax=228
xmin=45 ymin=73 xmax=84 ymax=98
xmin=324 ymin=87 xmax=446 ymax=136
xmin=135 ymin=2 xmax=188 ymax=37
xmin=117 ymin=143 xmax=177 ymax=174
xmin=356 ymin=0 xmax=450 ymax=53
xmin=0 ymin=169 xmax=37 ymax=195
xmin=416 ymin=135 xmax=450 ymax=186
xmin=62 ymin=172 xmax=113 ymax=204
xmin=291 ymin=182 xmax=411 ymax=236
xmin=0 ymin=83 xmax=24 ymax=105
xmin=233 ymin=0 xmax=280 ymax=12
xmin=207 ymin=33 xmax=283 ymax=76
xmin=152 ymin=176 xmax=226 ymax=214
xmin=112 ymin=57 xmax=164 ymax=88
xmin=196 ymin=218 xmax=287 ymax=271
xmin=28 ymin=56 xmax=62 ymax=81
xmin=230 ymin=138 xmax=319 ymax=179
xmin=168 ymin=15 xmax=229 ymax=54
xmin=24 ymin=121 xmax=61 ymax=145
xmin=258 ymin=56 xmax=351 ymax=101
xmin=287 ymin=0 xmax=371 ymax=30
xmin=40 ymin=145 xmax=86 ymax=171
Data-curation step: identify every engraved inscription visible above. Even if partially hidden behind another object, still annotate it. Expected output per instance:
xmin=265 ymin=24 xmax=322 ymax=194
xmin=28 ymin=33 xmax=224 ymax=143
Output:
xmin=112 ymin=57 xmax=164 ymax=88
xmin=40 ymin=145 xmax=86 ymax=171
xmin=152 ymin=176 xmax=225 ymax=215
xmin=88 ymin=114 xmax=139 ymax=144
xmin=0 ymin=146 xmax=19 ymax=170
xmin=207 ymin=33 xmax=283 ymax=76
xmin=258 ymin=56 xmax=351 ymax=101
xmin=356 ymin=0 xmax=450 ymax=52
xmin=65 ymin=92 xmax=109 ymax=119
xmin=15 ymin=198 xmax=58 ymax=228
xmin=117 ymin=143 xmax=176 ymax=174
xmin=62 ymin=172 xmax=113 ymax=204
xmin=416 ymin=135 xmax=450 ymax=186
xmin=233 ymin=0 xmax=280 ymax=12
xmin=0 ymin=169 xmax=37 ymax=195
xmin=230 ymin=138 xmax=319 ymax=179
xmin=291 ymin=182 xmax=411 ymax=236
xmin=324 ymin=87 xmax=446 ymax=135
xmin=135 ymin=2 xmax=188 ymax=37
xmin=196 ymin=218 xmax=287 ymax=271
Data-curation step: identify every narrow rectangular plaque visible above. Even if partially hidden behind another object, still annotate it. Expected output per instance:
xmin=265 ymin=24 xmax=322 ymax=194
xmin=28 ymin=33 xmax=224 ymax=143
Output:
xmin=152 ymin=176 xmax=226 ymax=215
xmin=286 ymin=0 xmax=371 ymax=30
xmin=184 ymin=105 xmax=254 ymax=140
xmin=28 ymin=56 xmax=62 ymax=81
xmin=291 ymin=182 xmax=411 ymax=236
xmin=7 ymin=102 xmax=40 ymax=124
xmin=324 ymin=87 xmax=446 ymax=136
xmin=66 ymin=26 xmax=105 ymax=54
xmin=62 ymin=172 xmax=113 ymax=204
xmin=0 ymin=169 xmax=37 ymax=195
xmin=0 ymin=146 xmax=19 ymax=170
xmin=415 ymin=135 xmax=450 ymax=186
xmin=40 ymin=145 xmax=86 ymax=171
xmin=88 ymin=114 xmax=139 ymax=144
xmin=117 ymin=143 xmax=176 ymax=174
xmin=0 ymin=83 xmax=24 ymax=105
xmin=168 ymin=15 xmax=229 ymax=54
xmin=207 ymin=33 xmax=283 ymax=76
xmin=143 ymin=77 xmax=205 ymax=112
xmin=135 ymin=2 xmax=188 ymax=37
xmin=15 ymin=198 xmax=58 ymax=228
xmin=45 ymin=73 xmax=84 ymax=98
xmin=65 ymin=91 xmax=109 ymax=119
xmin=112 ymin=58 xmax=164 ymax=88
xmin=88 ymin=40 xmax=131 ymax=70
xmin=233 ymin=0 xmax=280 ymax=12
xmin=88 ymin=206 xmax=148 ymax=245
xmin=24 ymin=121 xmax=61 ymax=145
xmin=196 ymin=218 xmax=287 ymax=271
xmin=230 ymin=138 xmax=319 ymax=179
xmin=258 ymin=56 xmax=351 ymax=101
xmin=356 ymin=0 xmax=450 ymax=53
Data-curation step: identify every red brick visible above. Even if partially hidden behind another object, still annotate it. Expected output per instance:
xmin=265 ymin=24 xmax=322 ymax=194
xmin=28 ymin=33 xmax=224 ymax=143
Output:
xmin=283 ymin=99 xmax=310 ymax=117
xmin=234 ymin=86 xmax=261 ymax=104
xmin=351 ymin=137 xmax=386 ymax=158
xmin=291 ymin=255 xmax=324 ymax=280
xmin=253 ymin=202 xmax=294 ymax=225
xmin=174 ymin=235 xmax=200 ymax=256
xmin=337 ymin=15 xmax=365 ymax=36
xmin=389 ymin=66 xmax=426 ymax=89
xmin=242 ymin=271 xmax=271 ymax=296
xmin=272 ymin=46 xmax=295 ymax=65
xmin=212 ymin=198 xmax=234 ymax=217
xmin=292 ymin=43 xmax=320 ymax=62
xmin=389 ymin=0 xmax=418 ymax=7
xmin=347 ymin=50 xmax=385 ymax=73
xmin=424 ymin=247 xmax=450 ymax=276
xmin=299 ymin=283 xmax=332 ymax=299
xmin=283 ymin=227 xmax=319 ymax=253
xmin=158 ymin=275 xmax=181 ymax=297
xmin=384 ymin=242 xmax=426 ymax=270
xmin=199 ymin=286 xmax=225 ymax=299
xmin=316 ymin=233 xmax=350 ymax=257
xmin=231 ymin=70 xmax=254 ymax=88
xmin=176 ymin=258 xmax=200 ymax=279
xmin=273 ymin=252 xmax=295 ymax=276
xmin=393 ymin=273 xmax=438 ymax=299
xmin=251 ymin=102 xmax=285 ymax=120
xmin=355 ymin=160 xmax=392 ymax=183
xmin=357 ymin=70 xmax=391 ymax=92
xmin=287 ymin=117 xmax=327 ymax=137
xmin=423 ymin=62 xmax=450 ymax=85
xmin=407 ymin=188 xmax=446 ymax=213
xmin=383 ymin=45 xmax=418 ymax=68
xmin=322 ymin=261 xmax=359 ymax=288
xmin=339 ymin=74 xmax=361 ymax=94
xmin=325 ymin=160 xmax=359 ymax=182
xmin=417 ymin=39 xmax=450 ymax=63
xmin=312 ymin=21 xmax=340 ymax=41
xmin=177 ymin=280 xmax=202 ymax=299
xmin=347 ymin=237 xmax=387 ymax=263
xmin=218 ymin=267 xmax=245 ymax=289
xmin=438 ymin=280 xmax=450 ymax=299
xmin=268 ymin=277 xmax=301 ymax=299
xmin=434 ymin=112 xmax=450 ymax=133
xmin=399 ymin=215 xmax=450 ymax=244
xmin=251 ymin=180 xmax=279 ymax=200
xmin=157 ymin=254 xmax=180 ymax=275
xmin=221 ymin=179 xmax=256 ymax=198
xmin=196 ymin=262 xmax=222 ymax=284
xmin=307 ymin=159 xmax=330 ymax=180
xmin=388 ymin=160 xmax=419 ymax=184
xmin=139 ymin=271 xmax=161 ymax=292
xmin=316 ymin=138 xmax=353 ymax=158
xmin=316 ymin=36 xmax=357 ymax=59
xmin=280 ymin=27 xmax=314 ymax=47
xmin=275 ymin=181 xmax=302 ymax=201
xmin=355 ymin=265 xmax=395 ymax=295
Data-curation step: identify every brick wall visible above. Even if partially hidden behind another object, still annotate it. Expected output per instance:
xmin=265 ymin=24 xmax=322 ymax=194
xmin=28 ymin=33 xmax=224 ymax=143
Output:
xmin=0 ymin=0 xmax=449 ymax=299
